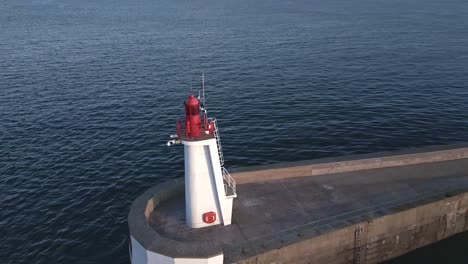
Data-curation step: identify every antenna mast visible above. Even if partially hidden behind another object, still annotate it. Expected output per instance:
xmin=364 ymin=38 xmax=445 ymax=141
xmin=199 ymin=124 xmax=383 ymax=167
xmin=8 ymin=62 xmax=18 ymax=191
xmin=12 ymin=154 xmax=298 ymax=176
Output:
xmin=202 ymin=73 xmax=205 ymax=108
xmin=190 ymin=74 xmax=193 ymax=94
xmin=201 ymin=73 xmax=207 ymax=126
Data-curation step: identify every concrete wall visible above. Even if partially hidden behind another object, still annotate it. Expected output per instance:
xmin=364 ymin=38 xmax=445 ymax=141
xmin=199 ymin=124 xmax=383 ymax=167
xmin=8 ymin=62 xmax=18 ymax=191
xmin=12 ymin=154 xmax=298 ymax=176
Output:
xmin=231 ymin=145 xmax=468 ymax=184
xmin=235 ymin=192 xmax=468 ymax=264
xmin=130 ymin=145 xmax=468 ymax=264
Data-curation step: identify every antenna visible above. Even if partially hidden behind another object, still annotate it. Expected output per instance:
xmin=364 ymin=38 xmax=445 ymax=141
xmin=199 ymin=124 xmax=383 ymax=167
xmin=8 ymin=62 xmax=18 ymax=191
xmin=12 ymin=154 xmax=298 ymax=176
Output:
xmin=197 ymin=74 xmax=201 ymax=100
xmin=200 ymin=73 xmax=207 ymax=112
xmin=202 ymin=73 xmax=206 ymax=109
xmin=201 ymin=73 xmax=207 ymax=126
xmin=202 ymin=73 xmax=205 ymax=103
xmin=190 ymin=74 xmax=193 ymax=94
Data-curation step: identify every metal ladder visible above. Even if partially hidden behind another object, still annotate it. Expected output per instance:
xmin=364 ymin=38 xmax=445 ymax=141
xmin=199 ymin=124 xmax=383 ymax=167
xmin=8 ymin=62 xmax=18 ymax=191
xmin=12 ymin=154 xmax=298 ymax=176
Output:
xmin=210 ymin=118 xmax=224 ymax=166
xmin=354 ymin=224 xmax=364 ymax=264
xmin=209 ymin=118 xmax=236 ymax=198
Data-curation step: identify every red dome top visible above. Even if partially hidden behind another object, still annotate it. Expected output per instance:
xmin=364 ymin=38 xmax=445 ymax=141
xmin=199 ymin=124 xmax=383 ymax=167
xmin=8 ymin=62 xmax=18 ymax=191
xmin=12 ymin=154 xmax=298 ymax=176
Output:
xmin=185 ymin=95 xmax=199 ymax=107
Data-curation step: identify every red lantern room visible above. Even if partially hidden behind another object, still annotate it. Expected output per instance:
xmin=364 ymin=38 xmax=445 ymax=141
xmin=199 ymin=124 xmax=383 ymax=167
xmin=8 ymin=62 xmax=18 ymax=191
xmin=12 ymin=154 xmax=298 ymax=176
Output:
xmin=184 ymin=95 xmax=202 ymax=137
xmin=176 ymin=93 xmax=216 ymax=141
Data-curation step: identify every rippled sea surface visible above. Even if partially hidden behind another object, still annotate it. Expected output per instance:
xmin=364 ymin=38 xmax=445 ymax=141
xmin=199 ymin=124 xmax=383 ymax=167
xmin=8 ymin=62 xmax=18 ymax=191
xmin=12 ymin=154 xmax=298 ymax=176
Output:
xmin=1 ymin=0 xmax=468 ymax=263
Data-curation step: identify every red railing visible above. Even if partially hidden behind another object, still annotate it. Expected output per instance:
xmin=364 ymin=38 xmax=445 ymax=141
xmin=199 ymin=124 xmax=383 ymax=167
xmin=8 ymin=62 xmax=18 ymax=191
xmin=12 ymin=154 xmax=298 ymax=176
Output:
xmin=176 ymin=118 xmax=215 ymax=141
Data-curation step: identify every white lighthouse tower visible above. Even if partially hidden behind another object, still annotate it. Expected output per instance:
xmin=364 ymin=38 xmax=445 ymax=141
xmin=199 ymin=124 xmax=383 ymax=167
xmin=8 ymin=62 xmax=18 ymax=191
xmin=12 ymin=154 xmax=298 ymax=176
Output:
xmin=168 ymin=82 xmax=237 ymax=228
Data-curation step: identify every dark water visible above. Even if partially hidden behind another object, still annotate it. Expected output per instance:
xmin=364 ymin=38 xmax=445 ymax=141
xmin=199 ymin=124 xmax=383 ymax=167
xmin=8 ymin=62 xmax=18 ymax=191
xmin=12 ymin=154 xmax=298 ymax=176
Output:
xmin=386 ymin=230 xmax=468 ymax=264
xmin=1 ymin=0 xmax=468 ymax=263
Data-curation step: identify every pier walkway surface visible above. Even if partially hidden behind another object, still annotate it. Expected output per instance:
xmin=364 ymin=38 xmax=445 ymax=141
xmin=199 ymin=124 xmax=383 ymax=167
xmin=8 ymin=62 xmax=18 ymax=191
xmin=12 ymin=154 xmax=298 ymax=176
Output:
xmin=148 ymin=157 xmax=468 ymax=262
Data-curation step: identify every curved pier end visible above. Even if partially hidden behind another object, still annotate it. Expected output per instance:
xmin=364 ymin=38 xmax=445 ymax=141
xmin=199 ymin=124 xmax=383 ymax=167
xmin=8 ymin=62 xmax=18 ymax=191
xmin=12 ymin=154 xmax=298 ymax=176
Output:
xmin=129 ymin=144 xmax=468 ymax=264
xmin=128 ymin=178 xmax=224 ymax=264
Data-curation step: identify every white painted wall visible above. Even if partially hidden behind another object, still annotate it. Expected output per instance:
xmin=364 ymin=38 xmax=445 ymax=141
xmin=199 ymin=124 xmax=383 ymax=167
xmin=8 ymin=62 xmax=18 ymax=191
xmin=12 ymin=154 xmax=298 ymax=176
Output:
xmin=130 ymin=236 xmax=223 ymax=264
xmin=174 ymin=254 xmax=223 ymax=264
xmin=184 ymin=139 xmax=222 ymax=228
xmin=183 ymin=138 xmax=233 ymax=228
xmin=130 ymin=236 xmax=148 ymax=264
xmin=207 ymin=140 xmax=234 ymax=225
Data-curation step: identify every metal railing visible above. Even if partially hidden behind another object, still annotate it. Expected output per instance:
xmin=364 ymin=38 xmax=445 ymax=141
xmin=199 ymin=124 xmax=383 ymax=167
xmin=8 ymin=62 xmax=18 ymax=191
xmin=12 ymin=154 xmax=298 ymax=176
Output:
xmin=176 ymin=118 xmax=215 ymax=141
xmin=222 ymin=167 xmax=237 ymax=198
xmin=208 ymin=118 xmax=224 ymax=166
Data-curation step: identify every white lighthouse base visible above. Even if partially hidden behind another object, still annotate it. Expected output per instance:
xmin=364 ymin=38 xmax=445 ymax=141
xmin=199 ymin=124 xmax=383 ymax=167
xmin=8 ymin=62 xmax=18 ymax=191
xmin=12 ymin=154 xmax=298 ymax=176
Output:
xmin=130 ymin=236 xmax=223 ymax=264
xmin=183 ymin=138 xmax=235 ymax=228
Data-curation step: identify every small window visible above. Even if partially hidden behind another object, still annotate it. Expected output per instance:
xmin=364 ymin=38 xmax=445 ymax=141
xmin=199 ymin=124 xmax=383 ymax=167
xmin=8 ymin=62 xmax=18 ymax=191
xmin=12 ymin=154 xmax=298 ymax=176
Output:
xmin=190 ymin=106 xmax=199 ymax=116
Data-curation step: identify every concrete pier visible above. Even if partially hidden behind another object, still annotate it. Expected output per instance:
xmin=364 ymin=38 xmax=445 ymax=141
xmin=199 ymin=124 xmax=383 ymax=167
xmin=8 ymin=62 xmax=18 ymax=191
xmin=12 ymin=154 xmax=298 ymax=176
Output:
xmin=129 ymin=144 xmax=468 ymax=263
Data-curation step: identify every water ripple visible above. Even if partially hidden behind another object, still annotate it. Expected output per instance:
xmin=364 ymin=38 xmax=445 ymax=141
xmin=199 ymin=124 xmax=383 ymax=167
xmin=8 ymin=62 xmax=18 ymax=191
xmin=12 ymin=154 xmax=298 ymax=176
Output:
xmin=1 ymin=0 xmax=468 ymax=263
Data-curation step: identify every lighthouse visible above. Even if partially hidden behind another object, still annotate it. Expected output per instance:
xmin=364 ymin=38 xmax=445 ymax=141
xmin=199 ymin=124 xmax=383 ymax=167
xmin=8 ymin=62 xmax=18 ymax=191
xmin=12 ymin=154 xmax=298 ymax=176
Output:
xmin=168 ymin=84 xmax=236 ymax=228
